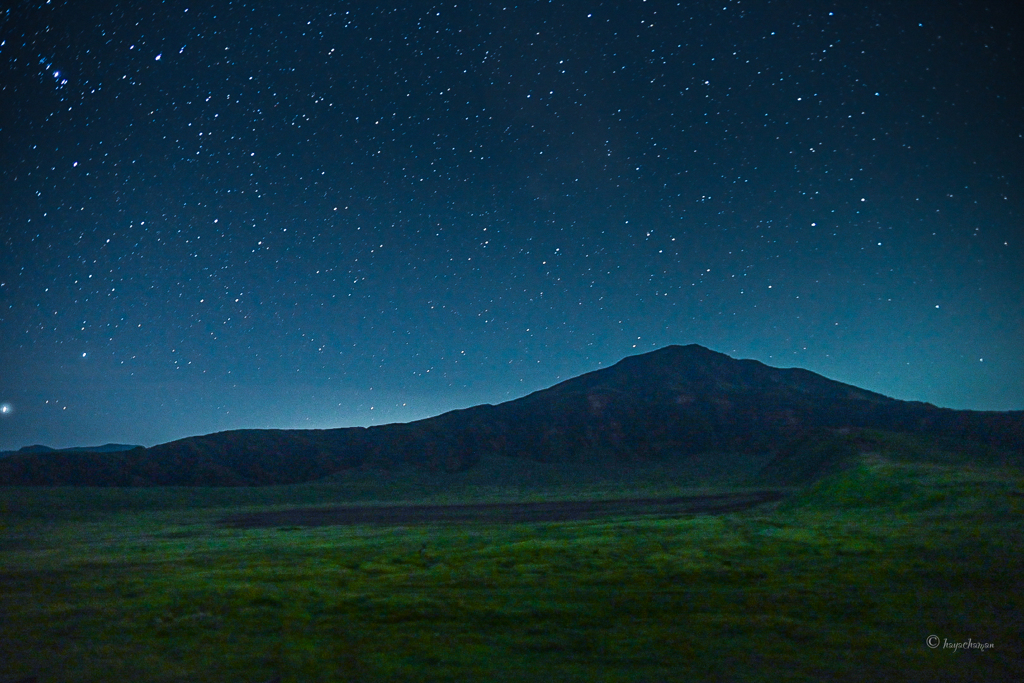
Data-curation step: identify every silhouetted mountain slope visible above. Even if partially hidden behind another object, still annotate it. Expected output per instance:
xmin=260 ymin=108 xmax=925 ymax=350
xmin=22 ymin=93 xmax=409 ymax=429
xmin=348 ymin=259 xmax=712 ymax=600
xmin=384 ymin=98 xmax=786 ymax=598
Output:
xmin=2 ymin=345 xmax=1021 ymax=486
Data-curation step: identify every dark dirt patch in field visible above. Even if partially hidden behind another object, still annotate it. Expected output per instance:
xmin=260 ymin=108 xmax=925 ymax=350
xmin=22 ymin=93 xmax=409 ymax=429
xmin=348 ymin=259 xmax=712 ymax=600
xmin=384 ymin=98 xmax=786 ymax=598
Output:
xmin=220 ymin=491 xmax=786 ymax=528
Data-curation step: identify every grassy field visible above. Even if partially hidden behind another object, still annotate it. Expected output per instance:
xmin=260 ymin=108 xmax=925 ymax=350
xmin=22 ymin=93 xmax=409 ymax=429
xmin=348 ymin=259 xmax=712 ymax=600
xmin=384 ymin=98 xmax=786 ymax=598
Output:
xmin=1 ymin=448 xmax=1022 ymax=682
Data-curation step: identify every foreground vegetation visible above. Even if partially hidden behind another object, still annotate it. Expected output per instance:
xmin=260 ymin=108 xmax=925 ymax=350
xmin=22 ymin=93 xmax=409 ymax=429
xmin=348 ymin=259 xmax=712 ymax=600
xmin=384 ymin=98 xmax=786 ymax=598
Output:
xmin=1 ymin=440 xmax=1022 ymax=681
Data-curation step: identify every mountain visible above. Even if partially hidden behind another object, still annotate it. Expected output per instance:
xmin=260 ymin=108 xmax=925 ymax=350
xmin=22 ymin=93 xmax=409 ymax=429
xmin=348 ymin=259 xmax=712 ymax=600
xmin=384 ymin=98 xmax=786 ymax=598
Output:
xmin=0 ymin=443 xmax=141 ymax=459
xmin=1 ymin=345 xmax=1021 ymax=486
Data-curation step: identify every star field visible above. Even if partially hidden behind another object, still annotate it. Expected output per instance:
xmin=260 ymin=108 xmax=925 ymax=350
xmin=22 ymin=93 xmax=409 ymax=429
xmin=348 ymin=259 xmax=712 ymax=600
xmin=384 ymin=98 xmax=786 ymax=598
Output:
xmin=1 ymin=1 xmax=1022 ymax=449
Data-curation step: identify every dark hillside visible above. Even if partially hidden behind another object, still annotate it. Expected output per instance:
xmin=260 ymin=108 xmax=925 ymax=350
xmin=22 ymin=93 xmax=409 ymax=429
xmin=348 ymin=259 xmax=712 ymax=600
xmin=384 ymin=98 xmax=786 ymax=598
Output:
xmin=2 ymin=345 xmax=1021 ymax=486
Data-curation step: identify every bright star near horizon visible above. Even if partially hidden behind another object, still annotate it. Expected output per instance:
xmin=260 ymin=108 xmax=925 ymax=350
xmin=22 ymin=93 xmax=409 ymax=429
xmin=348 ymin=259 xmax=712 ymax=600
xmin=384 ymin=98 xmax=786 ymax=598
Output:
xmin=1 ymin=404 xmax=11 ymax=415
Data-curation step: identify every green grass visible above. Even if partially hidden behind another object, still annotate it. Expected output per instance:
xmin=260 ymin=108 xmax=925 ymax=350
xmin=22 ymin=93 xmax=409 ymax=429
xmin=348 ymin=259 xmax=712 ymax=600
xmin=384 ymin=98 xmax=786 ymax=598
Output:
xmin=1 ymin=451 xmax=1022 ymax=682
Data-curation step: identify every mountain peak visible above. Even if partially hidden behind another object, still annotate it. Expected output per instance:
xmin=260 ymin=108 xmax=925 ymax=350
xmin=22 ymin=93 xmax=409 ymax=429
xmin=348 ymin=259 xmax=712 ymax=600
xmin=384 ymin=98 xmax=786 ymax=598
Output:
xmin=612 ymin=344 xmax=743 ymax=370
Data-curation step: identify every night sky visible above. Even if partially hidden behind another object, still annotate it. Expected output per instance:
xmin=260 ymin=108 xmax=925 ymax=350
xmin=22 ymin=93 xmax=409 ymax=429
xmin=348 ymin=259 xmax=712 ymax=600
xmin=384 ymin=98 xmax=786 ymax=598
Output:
xmin=1 ymin=1 xmax=1021 ymax=451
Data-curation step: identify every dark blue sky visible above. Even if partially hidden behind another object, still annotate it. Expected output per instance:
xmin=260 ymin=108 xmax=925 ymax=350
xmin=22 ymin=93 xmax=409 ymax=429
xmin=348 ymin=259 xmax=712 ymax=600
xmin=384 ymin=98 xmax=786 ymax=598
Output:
xmin=2 ymin=0 xmax=1021 ymax=450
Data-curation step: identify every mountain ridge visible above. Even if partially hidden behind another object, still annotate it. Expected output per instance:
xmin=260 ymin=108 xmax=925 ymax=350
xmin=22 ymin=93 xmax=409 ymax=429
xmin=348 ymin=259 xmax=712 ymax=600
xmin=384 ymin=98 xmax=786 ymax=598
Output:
xmin=1 ymin=345 xmax=1021 ymax=486
xmin=0 ymin=443 xmax=142 ymax=459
